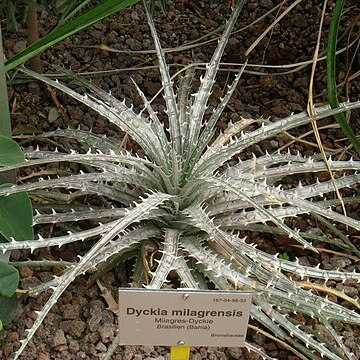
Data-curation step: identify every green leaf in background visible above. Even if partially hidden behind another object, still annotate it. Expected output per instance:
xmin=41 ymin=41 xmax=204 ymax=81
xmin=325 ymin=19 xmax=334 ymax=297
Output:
xmin=0 ymin=184 xmax=34 ymax=242
xmin=0 ymin=295 xmax=19 ymax=326
xmin=0 ymin=135 xmax=25 ymax=166
xmin=327 ymin=0 xmax=360 ymax=156
xmin=0 ymin=261 xmax=19 ymax=297
xmin=5 ymin=0 xmax=140 ymax=71
xmin=56 ymin=0 xmax=94 ymax=25
xmin=278 ymin=252 xmax=290 ymax=260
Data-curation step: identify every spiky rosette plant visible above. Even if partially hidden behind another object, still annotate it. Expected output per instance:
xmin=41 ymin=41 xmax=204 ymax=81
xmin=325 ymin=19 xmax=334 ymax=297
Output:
xmin=1 ymin=1 xmax=360 ymax=359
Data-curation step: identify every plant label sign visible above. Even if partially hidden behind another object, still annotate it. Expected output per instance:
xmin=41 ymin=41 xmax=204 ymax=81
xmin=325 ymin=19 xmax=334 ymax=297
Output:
xmin=118 ymin=289 xmax=252 ymax=347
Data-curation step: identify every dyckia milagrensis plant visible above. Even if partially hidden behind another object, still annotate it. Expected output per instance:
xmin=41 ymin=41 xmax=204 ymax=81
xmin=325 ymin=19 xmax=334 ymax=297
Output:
xmin=1 ymin=1 xmax=360 ymax=359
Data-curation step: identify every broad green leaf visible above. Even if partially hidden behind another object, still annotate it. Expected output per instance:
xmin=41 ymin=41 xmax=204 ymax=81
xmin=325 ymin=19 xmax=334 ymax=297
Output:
xmin=0 ymin=295 xmax=19 ymax=326
xmin=0 ymin=136 xmax=24 ymax=166
xmin=5 ymin=0 xmax=140 ymax=71
xmin=0 ymin=184 xmax=33 ymax=242
xmin=0 ymin=261 xmax=19 ymax=297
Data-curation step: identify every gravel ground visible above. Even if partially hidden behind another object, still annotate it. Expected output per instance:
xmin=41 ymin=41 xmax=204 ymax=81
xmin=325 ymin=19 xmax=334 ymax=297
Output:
xmin=1 ymin=0 xmax=359 ymax=359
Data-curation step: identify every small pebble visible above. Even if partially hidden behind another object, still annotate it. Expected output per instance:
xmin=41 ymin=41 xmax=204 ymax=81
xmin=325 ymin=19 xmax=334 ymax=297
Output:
xmin=95 ymin=341 xmax=107 ymax=352
xmin=37 ymin=353 xmax=50 ymax=360
xmin=52 ymin=329 xmax=67 ymax=348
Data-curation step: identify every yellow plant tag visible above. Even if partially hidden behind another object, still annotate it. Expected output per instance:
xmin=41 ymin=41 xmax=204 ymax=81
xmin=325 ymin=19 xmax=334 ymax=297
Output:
xmin=170 ymin=345 xmax=190 ymax=360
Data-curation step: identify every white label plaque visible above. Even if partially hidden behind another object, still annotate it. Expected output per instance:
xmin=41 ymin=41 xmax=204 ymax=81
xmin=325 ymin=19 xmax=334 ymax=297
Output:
xmin=118 ymin=289 xmax=252 ymax=347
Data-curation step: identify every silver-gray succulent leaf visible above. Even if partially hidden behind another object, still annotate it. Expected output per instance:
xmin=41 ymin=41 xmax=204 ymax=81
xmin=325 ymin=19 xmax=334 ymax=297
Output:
xmin=2 ymin=1 xmax=359 ymax=359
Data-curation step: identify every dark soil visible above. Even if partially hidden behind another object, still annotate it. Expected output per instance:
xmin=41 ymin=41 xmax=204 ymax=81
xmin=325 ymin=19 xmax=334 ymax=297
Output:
xmin=1 ymin=0 xmax=360 ymax=359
